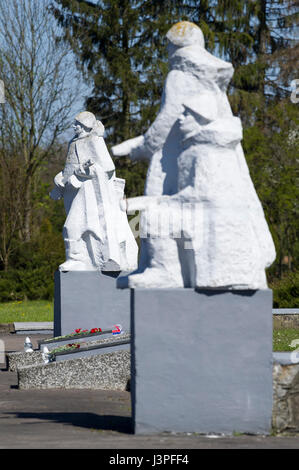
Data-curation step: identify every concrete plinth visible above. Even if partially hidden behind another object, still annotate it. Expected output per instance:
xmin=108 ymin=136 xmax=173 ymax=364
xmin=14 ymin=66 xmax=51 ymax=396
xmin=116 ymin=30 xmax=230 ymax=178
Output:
xmin=131 ymin=288 xmax=273 ymax=435
xmin=54 ymin=271 xmax=130 ymax=336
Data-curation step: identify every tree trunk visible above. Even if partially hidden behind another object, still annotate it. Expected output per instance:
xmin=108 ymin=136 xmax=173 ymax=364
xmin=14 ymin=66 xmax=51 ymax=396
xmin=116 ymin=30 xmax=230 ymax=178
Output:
xmin=23 ymin=179 xmax=32 ymax=242
xmin=121 ymin=1 xmax=130 ymax=141
xmin=3 ymin=252 xmax=9 ymax=272
xmin=257 ymin=0 xmax=267 ymax=95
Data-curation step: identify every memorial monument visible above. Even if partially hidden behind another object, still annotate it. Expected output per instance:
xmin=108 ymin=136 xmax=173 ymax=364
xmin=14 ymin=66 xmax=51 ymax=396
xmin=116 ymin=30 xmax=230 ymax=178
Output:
xmin=112 ymin=21 xmax=276 ymax=435
xmin=50 ymin=111 xmax=138 ymax=335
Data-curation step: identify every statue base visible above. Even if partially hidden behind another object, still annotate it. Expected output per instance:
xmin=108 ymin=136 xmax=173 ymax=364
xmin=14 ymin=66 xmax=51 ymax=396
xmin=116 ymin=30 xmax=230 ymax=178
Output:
xmin=54 ymin=271 xmax=130 ymax=336
xmin=130 ymin=288 xmax=273 ymax=435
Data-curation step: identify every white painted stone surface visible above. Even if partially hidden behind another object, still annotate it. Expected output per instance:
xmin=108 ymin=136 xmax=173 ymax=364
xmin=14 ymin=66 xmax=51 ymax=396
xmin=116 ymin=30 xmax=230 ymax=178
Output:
xmin=112 ymin=22 xmax=276 ymax=289
xmin=51 ymin=111 xmax=138 ymax=272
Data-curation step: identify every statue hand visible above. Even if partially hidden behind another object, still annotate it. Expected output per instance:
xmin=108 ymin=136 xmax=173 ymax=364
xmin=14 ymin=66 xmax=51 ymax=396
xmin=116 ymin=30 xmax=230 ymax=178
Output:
xmin=74 ymin=164 xmax=93 ymax=179
xmin=54 ymin=171 xmax=64 ymax=189
xmin=83 ymin=159 xmax=94 ymax=169
xmin=68 ymin=174 xmax=83 ymax=189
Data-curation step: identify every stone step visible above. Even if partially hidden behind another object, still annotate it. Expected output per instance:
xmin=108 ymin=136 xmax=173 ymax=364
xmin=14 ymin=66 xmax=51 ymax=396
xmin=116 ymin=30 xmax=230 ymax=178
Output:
xmin=7 ymin=350 xmax=43 ymax=372
xmin=14 ymin=322 xmax=53 ymax=335
xmin=17 ymin=349 xmax=130 ymax=390
xmin=273 ymin=351 xmax=299 ymax=365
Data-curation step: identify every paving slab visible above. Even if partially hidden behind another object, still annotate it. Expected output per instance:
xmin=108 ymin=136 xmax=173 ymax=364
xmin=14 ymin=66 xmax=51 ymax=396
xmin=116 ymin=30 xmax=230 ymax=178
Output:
xmin=1 ymin=332 xmax=299 ymax=449
xmin=1 ymin=333 xmax=52 ymax=354
xmin=14 ymin=322 xmax=53 ymax=334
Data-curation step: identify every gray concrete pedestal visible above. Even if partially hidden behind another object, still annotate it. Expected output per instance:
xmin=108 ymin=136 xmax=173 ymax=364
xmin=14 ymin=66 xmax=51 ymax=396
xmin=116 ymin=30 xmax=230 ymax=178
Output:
xmin=130 ymin=288 xmax=273 ymax=435
xmin=54 ymin=271 xmax=130 ymax=336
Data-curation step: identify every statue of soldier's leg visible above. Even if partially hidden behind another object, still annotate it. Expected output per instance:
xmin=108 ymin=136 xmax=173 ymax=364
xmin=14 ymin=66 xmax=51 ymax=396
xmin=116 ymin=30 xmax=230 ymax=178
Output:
xmin=59 ymin=222 xmax=96 ymax=271
xmin=118 ymin=236 xmax=184 ymax=288
xmin=118 ymin=204 xmax=184 ymax=288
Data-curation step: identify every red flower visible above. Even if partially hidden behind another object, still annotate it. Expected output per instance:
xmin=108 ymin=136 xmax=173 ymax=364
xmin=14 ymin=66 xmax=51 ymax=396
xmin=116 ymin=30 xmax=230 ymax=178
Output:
xmin=67 ymin=343 xmax=80 ymax=349
xmin=73 ymin=327 xmax=102 ymax=335
xmin=90 ymin=327 xmax=102 ymax=333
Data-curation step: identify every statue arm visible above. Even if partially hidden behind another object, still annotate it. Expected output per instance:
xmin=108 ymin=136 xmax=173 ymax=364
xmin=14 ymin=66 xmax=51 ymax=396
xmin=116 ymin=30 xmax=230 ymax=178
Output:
xmin=206 ymin=117 xmax=242 ymax=146
xmin=111 ymin=135 xmax=147 ymax=160
xmin=111 ymin=70 xmax=186 ymax=160
xmin=120 ymin=195 xmax=172 ymax=212
xmin=142 ymin=70 xmax=192 ymax=154
xmin=120 ymin=189 xmax=197 ymax=212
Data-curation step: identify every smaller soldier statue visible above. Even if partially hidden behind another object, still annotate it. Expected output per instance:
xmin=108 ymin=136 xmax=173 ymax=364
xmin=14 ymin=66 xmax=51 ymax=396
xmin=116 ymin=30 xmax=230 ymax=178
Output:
xmin=50 ymin=111 xmax=138 ymax=273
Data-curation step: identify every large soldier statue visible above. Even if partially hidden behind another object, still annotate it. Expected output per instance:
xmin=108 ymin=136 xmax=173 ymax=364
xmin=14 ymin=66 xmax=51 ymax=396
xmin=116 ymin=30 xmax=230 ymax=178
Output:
xmin=112 ymin=22 xmax=276 ymax=289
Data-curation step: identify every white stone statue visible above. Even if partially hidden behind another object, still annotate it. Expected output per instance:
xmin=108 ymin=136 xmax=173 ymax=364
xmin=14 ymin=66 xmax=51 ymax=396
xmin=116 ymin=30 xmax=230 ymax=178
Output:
xmin=24 ymin=337 xmax=33 ymax=353
xmin=112 ymin=21 xmax=276 ymax=289
xmin=42 ymin=346 xmax=51 ymax=364
xmin=50 ymin=111 xmax=138 ymax=272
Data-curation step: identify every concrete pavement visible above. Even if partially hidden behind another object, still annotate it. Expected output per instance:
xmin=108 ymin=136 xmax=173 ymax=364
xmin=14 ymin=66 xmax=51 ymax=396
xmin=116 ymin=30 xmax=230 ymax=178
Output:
xmin=1 ymin=332 xmax=299 ymax=449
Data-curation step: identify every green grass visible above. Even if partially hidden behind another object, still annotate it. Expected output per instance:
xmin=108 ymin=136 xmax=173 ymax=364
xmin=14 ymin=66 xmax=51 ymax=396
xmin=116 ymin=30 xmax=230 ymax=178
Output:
xmin=0 ymin=300 xmax=53 ymax=323
xmin=273 ymin=328 xmax=299 ymax=352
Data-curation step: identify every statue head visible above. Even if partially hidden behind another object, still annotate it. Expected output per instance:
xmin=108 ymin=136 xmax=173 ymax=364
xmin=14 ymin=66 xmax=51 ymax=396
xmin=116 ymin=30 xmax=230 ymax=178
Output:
xmin=166 ymin=21 xmax=205 ymax=49
xmin=73 ymin=111 xmax=96 ymax=135
xmin=73 ymin=111 xmax=105 ymax=138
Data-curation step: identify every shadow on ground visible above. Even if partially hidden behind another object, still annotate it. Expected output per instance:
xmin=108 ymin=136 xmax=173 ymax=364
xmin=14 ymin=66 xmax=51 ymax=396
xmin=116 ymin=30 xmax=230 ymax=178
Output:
xmin=4 ymin=412 xmax=133 ymax=434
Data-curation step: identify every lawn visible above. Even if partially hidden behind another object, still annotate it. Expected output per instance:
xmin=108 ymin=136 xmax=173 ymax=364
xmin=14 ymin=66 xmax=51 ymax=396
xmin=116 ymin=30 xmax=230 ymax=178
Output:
xmin=273 ymin=328 xmax=299 ymax=352
xmin=0 ymin=300 xmax=54 ymax=323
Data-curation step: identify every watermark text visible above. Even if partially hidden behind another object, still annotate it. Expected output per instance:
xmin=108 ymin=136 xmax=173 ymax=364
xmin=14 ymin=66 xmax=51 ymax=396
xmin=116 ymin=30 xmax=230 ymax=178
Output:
xmin=0 ymin=80 xmax=5 ymax=103
xmin=291 ymin=79 xmax=299 ymax=104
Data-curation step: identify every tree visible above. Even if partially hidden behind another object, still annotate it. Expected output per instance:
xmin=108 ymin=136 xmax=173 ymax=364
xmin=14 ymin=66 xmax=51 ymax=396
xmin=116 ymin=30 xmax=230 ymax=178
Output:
xmin=185 ymin=1 xmax=299 ymax=119
xmin=52 ymin=0 xmax=189 ymax=143
xmin=243 ymin=100 xmax=299 ymax=277
xmin=0 ymin=0 xmax=84 ymax=269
